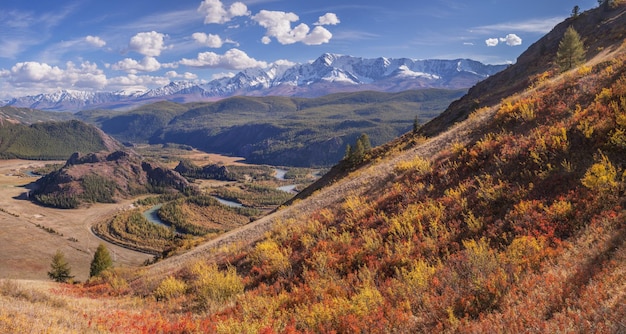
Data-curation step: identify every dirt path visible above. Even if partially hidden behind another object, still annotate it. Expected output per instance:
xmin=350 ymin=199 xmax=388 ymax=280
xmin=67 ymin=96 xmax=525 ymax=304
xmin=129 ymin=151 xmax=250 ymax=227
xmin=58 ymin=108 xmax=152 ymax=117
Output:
xmin=0 ymin=160 xmax=152 ymax=281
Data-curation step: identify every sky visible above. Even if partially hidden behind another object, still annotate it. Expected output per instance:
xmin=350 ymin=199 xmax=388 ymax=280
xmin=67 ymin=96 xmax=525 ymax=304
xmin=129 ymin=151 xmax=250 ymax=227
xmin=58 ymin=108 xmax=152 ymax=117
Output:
xmin=0 ymin=0 xmax=599 ymax=99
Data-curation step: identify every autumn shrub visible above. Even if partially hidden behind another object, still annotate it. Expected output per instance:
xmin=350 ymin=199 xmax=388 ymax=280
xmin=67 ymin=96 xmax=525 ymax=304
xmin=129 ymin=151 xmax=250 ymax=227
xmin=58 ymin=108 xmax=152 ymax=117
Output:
xmin=581 ymin=153 xmax=621 ymax=197
xmin=154 ymin=276 xmax=187 ymax=301
xmin=394 ymin=156 xmax=432 ymax=175
xmin=248 ymin=239 xmax=292 ymax=277
xmin=189 ymin=261 xmax=244 ymax=312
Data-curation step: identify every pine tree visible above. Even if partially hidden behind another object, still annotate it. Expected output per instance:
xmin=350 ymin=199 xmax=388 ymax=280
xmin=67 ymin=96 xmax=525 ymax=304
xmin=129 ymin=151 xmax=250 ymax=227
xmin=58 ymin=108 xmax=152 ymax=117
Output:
xmin=90 ymin=243 xmax=113 ymax=278
xmin=556 ymin=26 xmax=586 ymax=72
xmin=413 ymin=116 xmax=421 ymax=134
xmin=47 ymin=250 xmax=73 ymax=283
xmin=358 ymin=133 xmax=372 ymax=152
xmin=344 ymin=144 xmax=353 ymax=161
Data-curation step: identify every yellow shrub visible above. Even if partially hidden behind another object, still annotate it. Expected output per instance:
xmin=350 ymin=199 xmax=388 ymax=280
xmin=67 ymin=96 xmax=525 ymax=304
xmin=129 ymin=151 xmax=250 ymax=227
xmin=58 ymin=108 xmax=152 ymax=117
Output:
xmin=191 ymin=261 xmax=244 ymax=310
xmin=394 ymin=156 xmax=432 ymax=175
xmin=154 ymin=276 xmax=186 ymax=301
xmin=577 ymin=65 xmax=592 ymax=76
xmin=249 ymin=239 xmax=292 ymax=276
xmin=581 ymin=153 xmax=620 ymax=196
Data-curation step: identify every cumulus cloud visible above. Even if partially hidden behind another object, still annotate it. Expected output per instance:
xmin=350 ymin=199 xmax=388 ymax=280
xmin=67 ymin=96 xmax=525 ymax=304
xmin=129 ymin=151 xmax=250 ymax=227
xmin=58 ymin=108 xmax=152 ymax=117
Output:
xmin=485 ymin=38 xmax=499 ymax=47
xmin=111 ymin=56 xmax=161 ymax=74
xmin=500 ymin=33 xmax=522 ymax=46
xmin=210 ymin=72 xmax=235 ymax=80
xmin=252 ymin=10 xmax=333 ymax=45
xmin=192 ymin=32 xmax=236 ymax=48
xmin=315 ymin=13 xmax=340 ymax=26
xmin=485 ymin=33 xmax=522 ymax=47
xmin=165 ymin=71 xmax=198 ymax=80
xmin=129 ymin=31 xmax=168 ymax=57
xmin=0 ymin=61 xmax=107 ymax=89
xmin=179 ymin=48 xmax=267 ymax=70
xmin=198 ymin=0 xmax=250 ymax=24
xmin=106 ymin=74 xmax=170 ymax=91
xmin=85 ymin=35 xmax=106 ymax=47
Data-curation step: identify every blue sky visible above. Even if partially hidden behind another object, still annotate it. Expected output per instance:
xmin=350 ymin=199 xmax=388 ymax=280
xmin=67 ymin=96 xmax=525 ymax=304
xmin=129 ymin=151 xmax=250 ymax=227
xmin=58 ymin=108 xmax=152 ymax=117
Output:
xmin=0 ymin=0 xmax=598 ymax=99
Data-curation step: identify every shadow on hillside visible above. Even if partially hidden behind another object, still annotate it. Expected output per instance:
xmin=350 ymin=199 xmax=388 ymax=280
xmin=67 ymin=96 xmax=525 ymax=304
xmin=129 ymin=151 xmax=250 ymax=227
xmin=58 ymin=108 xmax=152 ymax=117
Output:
xmin=14 ymin=181 xmax=39 ymax=201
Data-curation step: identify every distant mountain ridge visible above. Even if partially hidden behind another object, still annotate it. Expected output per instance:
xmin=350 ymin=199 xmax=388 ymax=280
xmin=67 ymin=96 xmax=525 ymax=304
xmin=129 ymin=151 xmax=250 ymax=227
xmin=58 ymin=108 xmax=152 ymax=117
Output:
xmin=4 ymin=54 xmax=507 ymax=112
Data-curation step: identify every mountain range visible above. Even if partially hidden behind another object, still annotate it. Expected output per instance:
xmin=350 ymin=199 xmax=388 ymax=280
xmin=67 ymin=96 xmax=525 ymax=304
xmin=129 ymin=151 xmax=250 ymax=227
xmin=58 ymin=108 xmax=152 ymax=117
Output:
xmin=3 ymin=54 xmax=507 ymax=112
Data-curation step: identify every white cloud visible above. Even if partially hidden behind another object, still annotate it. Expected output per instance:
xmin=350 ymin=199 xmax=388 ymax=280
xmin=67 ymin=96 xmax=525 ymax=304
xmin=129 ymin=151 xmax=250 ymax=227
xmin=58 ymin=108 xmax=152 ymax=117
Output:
xmin=179 ymin=48 xmax=267 ymax=70
xmin=473 ymin=17 xmax=563 ymax=34
xmin=211 ymin=72 xmax=236 ymax=80
xmin=486 ymin=34 xmax=522 ymax=47
xmin=192 ymin=32 xmax=236 ymax=48
xmin=107 ymin=74 xmax=170 ymax=91
xmin=111 ymin=56 xmax=161 ymax=73
xmin=0 ymin=61 xmax=107 ymax=90
xmin=463 ymin=42 xmax=475 ymax=46
xmin=198 ymin=0 xmax=250 ymax=24
xmin=129 ymin=31 xmax=168 ymax=57
xmin=85 ymin=35 xmax=106 ymax=47
xmin=165 ymin=71 xmax=198 ymax=80
xmin=501 ymin=33 xmax=522 ymax=46
xmin=485 ymin=38 xmax=499 ymax=47
xmin=252 ymin=10 xmax=333 ymax=45
xmin=315 ymin=13 xmax=340 ymax=26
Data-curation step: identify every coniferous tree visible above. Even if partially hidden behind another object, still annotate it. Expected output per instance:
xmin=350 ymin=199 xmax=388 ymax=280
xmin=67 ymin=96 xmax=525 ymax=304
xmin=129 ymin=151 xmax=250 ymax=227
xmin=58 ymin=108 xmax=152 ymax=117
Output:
xmin=556 ymin=26 xmax=586 ymax=72
xmin=352 ymin=139 xmax=365 ymax=163
xmin=47 ymin=250 xmax=73 ymax=283
xmin=344 ymin=144 xmax=353 ymax=161
xmin=413 ymin=116 xmax=421 ymax=134
xmin=358 ymin=133 xmax=371 ymax=152
xmin=90 ymin=243 xmax=113 ymax=278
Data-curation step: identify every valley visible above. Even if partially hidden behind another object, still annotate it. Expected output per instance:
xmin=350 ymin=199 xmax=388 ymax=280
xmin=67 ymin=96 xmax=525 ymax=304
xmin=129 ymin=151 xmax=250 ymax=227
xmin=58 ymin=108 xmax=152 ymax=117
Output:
xmin=0 ymin=149 xmax=320 ymax=281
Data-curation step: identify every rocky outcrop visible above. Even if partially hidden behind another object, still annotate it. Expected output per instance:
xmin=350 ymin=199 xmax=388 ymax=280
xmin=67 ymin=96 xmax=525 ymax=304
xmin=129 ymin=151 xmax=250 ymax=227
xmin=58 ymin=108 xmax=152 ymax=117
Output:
xmin=34 ymin=150 xmax=194 ymax=208
xmin=174 ymin=160 xmax=231 ymax=181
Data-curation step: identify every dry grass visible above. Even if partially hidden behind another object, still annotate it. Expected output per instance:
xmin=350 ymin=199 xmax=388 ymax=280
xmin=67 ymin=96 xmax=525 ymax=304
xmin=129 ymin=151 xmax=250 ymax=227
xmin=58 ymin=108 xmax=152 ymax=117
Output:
xmin=0 ymin=160 xmax=152 ymax=281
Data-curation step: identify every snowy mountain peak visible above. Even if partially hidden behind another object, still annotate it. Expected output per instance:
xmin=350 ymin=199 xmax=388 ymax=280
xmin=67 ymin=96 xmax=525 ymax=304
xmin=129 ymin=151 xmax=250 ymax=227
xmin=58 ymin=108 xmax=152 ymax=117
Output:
xmin=3 ymin=54 xmax=508 ymax=112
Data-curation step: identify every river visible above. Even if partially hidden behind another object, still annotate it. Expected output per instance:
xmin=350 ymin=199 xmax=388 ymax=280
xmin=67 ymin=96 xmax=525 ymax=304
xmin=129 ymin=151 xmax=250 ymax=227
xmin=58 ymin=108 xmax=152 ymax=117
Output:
xmin=142 ymin=204 xmax=170 ymax=229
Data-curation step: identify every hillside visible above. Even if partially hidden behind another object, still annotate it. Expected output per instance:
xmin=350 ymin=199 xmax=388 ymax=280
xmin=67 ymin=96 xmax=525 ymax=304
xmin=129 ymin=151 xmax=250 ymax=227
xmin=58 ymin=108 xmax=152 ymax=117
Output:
xmin=33 ymin=150 xmax=193 ymax=209
xmin=2 ymin=3 xmax=626 ymax=333
xmin=83 ymin=89 xmax=466 ymax=167
xmin=0 ymin=119 xmax=119 ymax=160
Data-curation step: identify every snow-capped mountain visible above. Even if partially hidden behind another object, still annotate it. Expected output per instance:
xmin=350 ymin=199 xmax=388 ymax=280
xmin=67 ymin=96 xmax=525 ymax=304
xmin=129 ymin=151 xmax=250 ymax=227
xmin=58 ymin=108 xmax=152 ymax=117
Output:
xmin=3 ymin=54 xmax=508 ymax=112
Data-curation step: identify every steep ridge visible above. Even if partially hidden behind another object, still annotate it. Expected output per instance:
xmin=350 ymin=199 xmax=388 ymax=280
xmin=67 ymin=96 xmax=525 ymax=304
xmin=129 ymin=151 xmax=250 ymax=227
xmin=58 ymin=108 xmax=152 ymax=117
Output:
xmin=421 ymin=3 xmax=626 ymax=137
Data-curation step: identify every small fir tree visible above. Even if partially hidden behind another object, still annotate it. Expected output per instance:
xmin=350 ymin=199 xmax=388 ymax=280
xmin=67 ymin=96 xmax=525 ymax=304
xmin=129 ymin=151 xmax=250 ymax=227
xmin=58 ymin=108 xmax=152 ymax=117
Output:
xmin=344 ymin=144 xmax=353 ymax=161
xmin=47 ymin=250 xmax=73 ymax=283
xmin=358 ymin=133 xmax=372 ymax=152
xmin=413 ymin=116 xmax=421 ymax=134
xmin=556 ymin=26 xmax=586 ymax=72
xmin=90 ymin=243 xmax=113 ymax=278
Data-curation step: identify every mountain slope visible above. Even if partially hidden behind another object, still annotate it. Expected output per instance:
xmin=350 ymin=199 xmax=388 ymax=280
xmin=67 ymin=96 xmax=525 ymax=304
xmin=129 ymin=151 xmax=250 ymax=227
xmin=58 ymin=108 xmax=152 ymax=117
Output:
xmin=0 ymin=119 xmax=119 ymax=160
xmin=33 ymin=150 xmax=193 ymax=209
xmin=131 ymin=3 xmax=626 ymax=331
xmin=420 ymin=2 xmax=626 ymax=137
xmin=87 ymin=89 xmax=466 ymax=167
